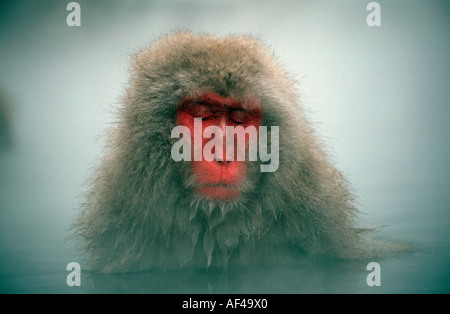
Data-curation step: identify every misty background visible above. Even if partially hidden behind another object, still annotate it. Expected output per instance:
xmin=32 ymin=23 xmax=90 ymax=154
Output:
xmin=0 ymin=0 xmax=449 ymax=293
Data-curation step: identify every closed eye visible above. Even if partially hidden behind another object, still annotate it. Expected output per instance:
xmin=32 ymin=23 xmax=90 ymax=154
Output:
xmin=230 ymin=109 xmax=250 ymax=124
xmin=189 ymin=104 xmax=214 ymax=119
xmin=202 ymin=116 xmax=214 ymax=121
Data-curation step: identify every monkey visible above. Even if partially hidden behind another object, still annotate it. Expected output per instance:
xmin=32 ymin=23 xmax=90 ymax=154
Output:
xmin=74 ymin=32 xmax=408 ymax=273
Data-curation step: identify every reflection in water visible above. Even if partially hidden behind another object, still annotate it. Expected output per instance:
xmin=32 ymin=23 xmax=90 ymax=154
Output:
xmin=85 ymin=260 xmax=367 ymax=294
xmin=1 ymin=248 xmax=448 ymax=293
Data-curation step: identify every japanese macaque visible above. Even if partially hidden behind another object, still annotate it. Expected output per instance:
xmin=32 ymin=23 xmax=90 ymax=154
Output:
xmin=75 ymin=32 xmax=407 ymax=273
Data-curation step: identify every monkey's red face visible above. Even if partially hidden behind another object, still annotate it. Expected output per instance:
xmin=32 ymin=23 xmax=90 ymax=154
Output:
xmin=176 ymin=92 xmax=262 ymax=201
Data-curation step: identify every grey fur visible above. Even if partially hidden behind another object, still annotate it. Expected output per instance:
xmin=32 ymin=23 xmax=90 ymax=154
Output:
xmin=74 ymin=32 xmax=407 ymax=273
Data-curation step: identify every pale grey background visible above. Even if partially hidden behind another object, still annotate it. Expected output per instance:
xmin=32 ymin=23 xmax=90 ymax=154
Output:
xmin=0 ymin=0 xmax=449 ymax=293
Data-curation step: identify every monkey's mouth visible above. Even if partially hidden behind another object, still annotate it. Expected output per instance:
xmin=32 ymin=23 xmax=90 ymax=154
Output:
xmin=195 ymin=183 xmax=241 ymax=201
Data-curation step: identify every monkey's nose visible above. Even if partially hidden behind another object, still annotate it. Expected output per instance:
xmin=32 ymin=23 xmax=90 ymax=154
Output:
xmin=214 ymin=156 xmax=231 ymax=165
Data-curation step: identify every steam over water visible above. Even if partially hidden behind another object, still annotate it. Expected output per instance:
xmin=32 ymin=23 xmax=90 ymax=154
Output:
xmin=0 ymin=1 xmax=449 ymax=293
